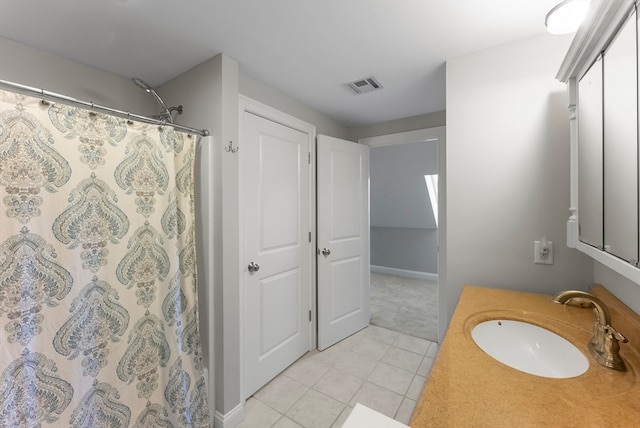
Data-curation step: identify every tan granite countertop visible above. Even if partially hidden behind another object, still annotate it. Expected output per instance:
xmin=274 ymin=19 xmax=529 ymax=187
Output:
xmin=410 ymin=285 xmax=640 ymax=428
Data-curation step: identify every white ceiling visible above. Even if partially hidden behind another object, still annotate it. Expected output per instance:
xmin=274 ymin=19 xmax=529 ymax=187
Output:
xmin=0 ymin=0 xmax=563 ymax=127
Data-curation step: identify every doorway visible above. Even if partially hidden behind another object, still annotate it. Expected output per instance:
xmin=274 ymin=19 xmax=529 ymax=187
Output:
xmin=359 ymin=127 xmax=446 ymax=343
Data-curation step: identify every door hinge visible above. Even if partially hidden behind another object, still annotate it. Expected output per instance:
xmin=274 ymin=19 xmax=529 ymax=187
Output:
xmin=308 ymin=152 xmax=311 ymax=164
xmin=309 ymin=310 xmax=312 ymax=322
xmin=309 ymin=231 xmax=312 ymax=242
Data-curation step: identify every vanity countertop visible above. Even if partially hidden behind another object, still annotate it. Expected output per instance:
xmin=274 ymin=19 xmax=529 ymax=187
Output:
xmin=410 ymin=285 xmax=640 ymax=427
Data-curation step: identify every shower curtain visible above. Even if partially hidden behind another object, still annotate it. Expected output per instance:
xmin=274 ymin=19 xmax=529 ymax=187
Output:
xmin=0 ymin=88 xmax=209 ymax=427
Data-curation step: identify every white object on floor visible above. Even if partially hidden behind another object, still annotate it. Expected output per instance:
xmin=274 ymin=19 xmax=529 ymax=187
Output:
xmin=342 ymin=403 xmax=409 ymax=428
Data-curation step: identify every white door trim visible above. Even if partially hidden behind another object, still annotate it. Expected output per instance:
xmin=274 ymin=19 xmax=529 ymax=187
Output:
xmin=238 ymin=95 xmax=316 ymax=399
xmin=359 ymin=126 xmax=447 ymax=342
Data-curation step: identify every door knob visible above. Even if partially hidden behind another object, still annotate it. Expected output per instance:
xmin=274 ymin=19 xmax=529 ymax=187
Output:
xmin=321 ymin=248 xmax=331 ymax=256
xmin=248 ymin=262 xmax=260 ymax=273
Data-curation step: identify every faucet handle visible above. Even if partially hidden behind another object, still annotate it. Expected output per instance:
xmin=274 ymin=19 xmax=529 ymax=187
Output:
xmin=596 ymin=325 xmax=628 ymax=371
xmin=604 ymin=325 xmax=627 ymax=343
xmin=563 ymin=296 xmax=593 ymax=308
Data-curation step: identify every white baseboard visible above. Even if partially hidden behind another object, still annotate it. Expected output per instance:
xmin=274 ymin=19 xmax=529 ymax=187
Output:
xmin=371 ymin=265 xmax=438 ymax=282
xmin=213 ymin=403 xmax=244 ymax=428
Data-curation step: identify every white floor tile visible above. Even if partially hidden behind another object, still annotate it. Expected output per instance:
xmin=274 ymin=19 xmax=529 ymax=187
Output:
xmin=395 ymin=398 xmax=417 ymax=425
xmin=286 ymin=389 xmax=345 ymax=428
xmin=334 ymin=329 xmax=367 ymax=349
xmin=349 ymin=337 xmax=390 ymax=360
xmin=382 ymin=346 xmax=423 ymax=373
xmin=273 ymin=417 xmax=304 ymax=428
xmin=314 ymin=368 xmax=363 ymax=404
xmin=426 ymin=342 xmax=440 ymax=358
xmin=306 ymin=345 xmax=348 ymax=367
xmin=349 ymin=381 xmax=403 ymax=419
xmin=406 ymin=374 xmax=426 ymax=401
xmin=238 ymin=398 xmax=282 ymax=428
xmin=361 ymin=325 xmax=400 ymax=345
xmin=366 ymin=362 xmax=414 ymax=395
xmin=331 ymin=406 xmax=353 ymax=428
xmin=241 ymin=326 xmax=439 ymax=428
xmin=284 ymin=357 xmax=330 ymax=387
xmin=417 ymin=356 xmax=434 ymax=377
xmin=393 ymin=333 xmax=431 ymax=355
xmin=254 ymin=375 xmax=309 ymax=414
xmin=332 ymin=349 xmax=379 ymax=379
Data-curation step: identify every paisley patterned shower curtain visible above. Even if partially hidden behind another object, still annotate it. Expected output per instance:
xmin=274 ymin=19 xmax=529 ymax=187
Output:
xmin=0 ymin=88 xmax=209 ymax=427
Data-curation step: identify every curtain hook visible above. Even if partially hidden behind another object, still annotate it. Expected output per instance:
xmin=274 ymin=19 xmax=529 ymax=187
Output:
xmin=88 ymin=102 xmax=98 ymax=117
xmin=40 ymin=88 xmax=50 ymax=106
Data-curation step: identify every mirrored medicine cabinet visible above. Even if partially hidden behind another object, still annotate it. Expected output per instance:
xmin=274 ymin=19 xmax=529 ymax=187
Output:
xmin=558 ymin=0 xmax=640 ymax=284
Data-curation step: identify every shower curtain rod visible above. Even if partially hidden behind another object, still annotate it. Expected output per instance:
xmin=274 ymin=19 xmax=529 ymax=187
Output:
xmin=0 ymin=79 xmax=210 ymax=137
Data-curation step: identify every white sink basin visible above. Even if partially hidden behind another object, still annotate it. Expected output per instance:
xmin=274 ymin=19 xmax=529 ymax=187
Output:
xmin=471 ymin=320 xmax=588 ymax=378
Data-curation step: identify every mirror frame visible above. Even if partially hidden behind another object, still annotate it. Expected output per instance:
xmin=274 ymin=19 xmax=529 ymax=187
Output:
xmin=557 ymin=0 xmax=640 ymax=284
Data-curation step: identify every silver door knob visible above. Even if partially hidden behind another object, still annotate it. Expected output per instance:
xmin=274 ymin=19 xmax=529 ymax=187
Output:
xmin=248 ymin=262 xmax=260 ymax=273
xmin=321 ymin=248 xmax=331 ymax=256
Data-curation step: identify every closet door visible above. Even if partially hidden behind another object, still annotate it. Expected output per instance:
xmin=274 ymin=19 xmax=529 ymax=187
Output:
xmin=242 ymin=110 xmax=312 ymax=397
xmin=603 ymin=9 xmax=638 ymax=263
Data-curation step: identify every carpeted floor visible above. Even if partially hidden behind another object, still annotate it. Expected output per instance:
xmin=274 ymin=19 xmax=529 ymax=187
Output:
xmin=370 ymin=272 xmax=439 ymax=342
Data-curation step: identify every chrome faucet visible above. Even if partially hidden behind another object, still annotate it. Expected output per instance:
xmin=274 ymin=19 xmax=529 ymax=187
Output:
xmin=552 ymin=290 xmax=627 ymax=371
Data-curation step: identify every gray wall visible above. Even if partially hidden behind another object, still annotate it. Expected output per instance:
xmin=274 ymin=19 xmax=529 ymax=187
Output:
xmin=240 ymin=73 xmax=349 ymax=139
xmin=370 ymin=141 xmax=438 ymax=273
xmin=0 ymin=36 xmax=154 ymax=114
xmin=446 ymin=32 xmax=595 ymax=323
xmin=349 ymin=110 xmax=445 ymax=141
xmin=595 ymin=263 xmax=640 ymax=314
xmin=371 ymin=227 xmax=438 ymax=273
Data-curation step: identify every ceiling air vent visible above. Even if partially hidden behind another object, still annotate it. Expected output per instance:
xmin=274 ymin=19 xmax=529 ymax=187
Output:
xmin=345 ymin=76 xmax=383 ymax=95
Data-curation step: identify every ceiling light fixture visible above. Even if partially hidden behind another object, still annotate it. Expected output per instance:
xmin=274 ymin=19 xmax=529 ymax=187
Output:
xmin=545 ymin=0 xmax=590 ymax=35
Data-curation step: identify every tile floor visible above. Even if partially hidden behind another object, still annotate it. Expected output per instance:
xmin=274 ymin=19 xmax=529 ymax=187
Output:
xmin=239 ymin=325 xmax=439 ymax=428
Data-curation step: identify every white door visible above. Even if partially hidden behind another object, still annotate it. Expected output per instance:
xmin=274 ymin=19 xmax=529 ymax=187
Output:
xmin=243 ymin=110 xmax=312 ymax=397
xmin=317 ymin=135 xmax=370 ymax=350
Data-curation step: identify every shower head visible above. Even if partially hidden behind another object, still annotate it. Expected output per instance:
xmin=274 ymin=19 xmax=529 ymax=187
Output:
xmin=132 ymin=77 xmax=153 ymax=92
xmin=131 ymin=77 xmax=179 ymax=123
